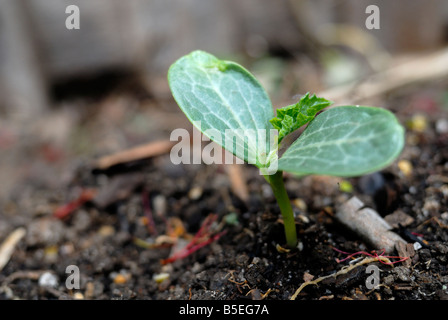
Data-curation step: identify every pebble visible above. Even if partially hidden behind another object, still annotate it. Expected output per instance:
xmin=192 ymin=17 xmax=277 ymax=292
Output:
xmin=111 ymin=270 xmax=131 ymax=284
xmin=413 ymin=242 xmax=423 ymax=251
xmin=384 ymin=210 xmax=415 ymax=229
xmin=261 ymin=184 xmax=273 ymax=198
xmin=419 ymin=249 xmax=432 ymax=262
xmin=358 ymin=172 xmax=385 ymax=195
xmin=188 ymin=186 xmax=203 ymax=200
xmin=441 ymin=212 xmax=448 ymax=222
xmin=85 ymin=282 xmax=95 ymax=299
xmin=292 ymin=198 xmax=307 ymax=212
xmin=73 ymin=292 xmax=84 ymax=300
xmin=153 ymin=194 xmax=167 ymax=217
xmin=43 ymin=245 xmax=59 ymax=264
xmin=72 ymin=210 xmax=92 ymax=232
xmin=26 ymin=217 xmax=66 ymax=246
xmin=113 ymin=274 xmax=128 ymax=285
xmin=409 ymin=186 xmax=417 ymax=194
xmin=422 ymin=199 xmax=440 ymax=216
xmin=383 ymin=275 xmax=395 ymax=286
xmin=98 ymin=225 xmax=115 ymax=237
xmin=398 ymin=160 xmax=413 ymax=177
xmin=38 ymin=272 xmax=59 ymax=288
xmin=434 ymin=242 xmax=448 ymax=254
xmin=407 ymin=114 xmax=428 ymax=132
xmin=436 ymin=119 xmax=448 ymax=134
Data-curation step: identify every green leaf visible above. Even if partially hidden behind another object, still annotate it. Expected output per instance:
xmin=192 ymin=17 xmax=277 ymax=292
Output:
xmin=277 ymin=106 xmax=405 ymax=177
xmin=168 ymin=50 xmax=275 ymax=168
xmin=270 ymin=93 xmax=333 ymax=143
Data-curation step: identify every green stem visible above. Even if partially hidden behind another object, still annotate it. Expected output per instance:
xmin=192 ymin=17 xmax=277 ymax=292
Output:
xmin=266 ymin=170 xmax=297 ymax=248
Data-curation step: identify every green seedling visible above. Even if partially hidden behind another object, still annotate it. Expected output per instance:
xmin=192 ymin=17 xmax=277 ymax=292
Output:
xmin=168 ymin=50 xmax=404 ymax=248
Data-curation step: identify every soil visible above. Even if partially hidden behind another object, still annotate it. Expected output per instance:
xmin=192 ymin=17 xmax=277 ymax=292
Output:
xmin=1 ymin=77 xmax=448 ymax=301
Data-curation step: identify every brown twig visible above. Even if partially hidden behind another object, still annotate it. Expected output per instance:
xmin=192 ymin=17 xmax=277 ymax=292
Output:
xmin=225 ymin=163 xmax=249 ymax=203
xmin=290 ymin=256 xmax=393 ymax=300
xmin=94 ymin=140 xmax=175 ymax=170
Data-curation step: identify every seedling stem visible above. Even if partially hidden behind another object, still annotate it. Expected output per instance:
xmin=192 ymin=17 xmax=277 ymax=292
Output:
xmin=266 ymin=171 xmax=297 ymax=248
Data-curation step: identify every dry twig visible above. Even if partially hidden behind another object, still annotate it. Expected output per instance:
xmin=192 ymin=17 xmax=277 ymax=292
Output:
xmin=94 ymin=140 xmax=175 ymax=170
xmin=0 ymin=227 xmax=26 ymax=272
xmin=290 ymin=255 xmax=392 ymax=300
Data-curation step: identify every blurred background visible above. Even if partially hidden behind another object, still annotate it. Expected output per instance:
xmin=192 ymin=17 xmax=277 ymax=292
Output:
xmin=1 ymin=0 xmax=448 ymax=201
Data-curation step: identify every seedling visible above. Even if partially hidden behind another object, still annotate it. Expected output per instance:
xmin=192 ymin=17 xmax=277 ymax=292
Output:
xmin=168 ymin=50 xmax=404 ymax=248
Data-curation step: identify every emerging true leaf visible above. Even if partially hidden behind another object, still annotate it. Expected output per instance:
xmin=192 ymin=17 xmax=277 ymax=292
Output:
xmin=270 ymin=93 xmax=333 ymax=143
xmin=168 ymin=50 xmax=275 ymax=168
xmin=277 ymin=106 xmax=405 ymax=177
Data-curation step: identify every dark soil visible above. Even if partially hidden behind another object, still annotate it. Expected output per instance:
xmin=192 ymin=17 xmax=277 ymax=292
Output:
xmin=1 ymin=82 xmax=448 ymax=301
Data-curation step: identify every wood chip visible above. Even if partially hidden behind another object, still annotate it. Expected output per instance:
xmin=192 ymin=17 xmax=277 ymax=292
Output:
xmin=395 ymin=242 xmax=415 ymax=268
xmin=335 ymin=196 xmax=407 ymax=254
xmin=384 ymin=209 xmax=415 ymax=229
xmin=0 ymin=227 xmax=26 ymax=271
xmin=303 ymin=272 xmax=314 ymax=283
xmin=225 ymin=163 xmax=249 ymax=203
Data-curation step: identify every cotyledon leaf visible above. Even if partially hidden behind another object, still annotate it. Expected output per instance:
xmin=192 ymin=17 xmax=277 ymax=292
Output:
xmin=168 ymin=50 xmax=275 ymax=168
xmin=277 ymin=106 xmax=405 ymax=177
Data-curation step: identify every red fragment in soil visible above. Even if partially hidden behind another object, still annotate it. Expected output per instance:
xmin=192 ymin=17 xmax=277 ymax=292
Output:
xmin=53 ymin=189 xmax=97 ymax=219
xmin=161 ymin=214 xmax=227 ymax=265
xmin=333 ymin=247 xmax=409 ymax=265
xmin=411 ymin=231 xmax=424 ymax=238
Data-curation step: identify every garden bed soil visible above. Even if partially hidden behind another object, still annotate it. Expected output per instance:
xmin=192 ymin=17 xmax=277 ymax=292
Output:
xmin=0 ymin=84 xmax=448 ymax=301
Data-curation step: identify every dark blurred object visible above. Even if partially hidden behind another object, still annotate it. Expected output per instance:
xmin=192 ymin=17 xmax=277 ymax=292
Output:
xmin=291 ymin=0 xmax=447 ymax=53
xmin=358 ymin=172 xmax=401 ymax=216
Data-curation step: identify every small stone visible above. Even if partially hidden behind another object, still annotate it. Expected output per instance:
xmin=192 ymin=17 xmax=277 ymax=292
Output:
xmin=384 ymin=210 xmax=415 ymax=229
xmin=358 ymin=173 xmax=385 ymax=195
xmin=85 ymin=282 xmax=95 ymax=299
xmin=43 ymin=245 xmax=59 ymax=264
xmin=442 ymin=212 xmax=448 ymax=222
xmin=153 ymin=195 xmax=167 ymax=217
xmin=383 ymin=275 xmax=395 ymax=286
xmin=292 ymin=198 xmax=307 ymax=212
xmin=436 ymin=118 xmax=448 ymax=134
xmin=153 ymin=272 xmax=170 ymax=284
xmin=113 ymin=274 xmax=128 ymax=285
xmin=407 ymin=114 xmax=428 ymax=132
xmin=73 ymin=292 xmax=84 ymax=300
xmin=434 ymin=242 xmax=448 ymax=254
xmin=398 ymin=160 xmax=413 ymax=177
xmin=72 ymin=210 xmax=92 ymax=232
xmin=26 ymin=217 xmax=66 ymax=246
xmin=98 ymin=225 xmax=115 ymax=237
xmin=188 ymin=186 xmax=203 ymax=200
xmin=422 ymin=199 xmax=440 ymax=216
xmin=38 ymin=272 xmax=59 ymax=288
xmin=419 ymin=248 xmax=431 ymax=262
